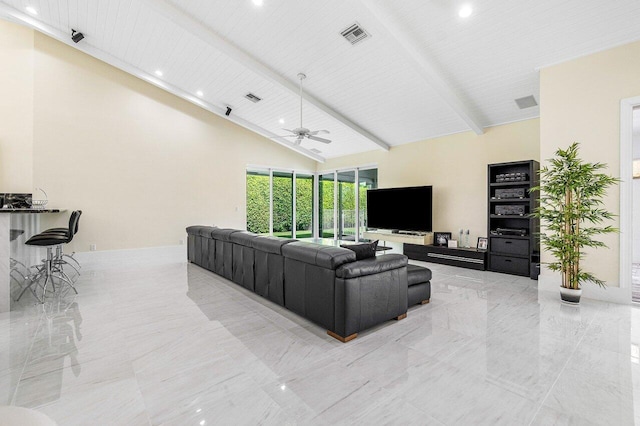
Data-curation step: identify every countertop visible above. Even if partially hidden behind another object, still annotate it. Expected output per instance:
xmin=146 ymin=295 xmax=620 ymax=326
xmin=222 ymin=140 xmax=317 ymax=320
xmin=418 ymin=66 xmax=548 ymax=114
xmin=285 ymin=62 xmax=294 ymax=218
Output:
xmin=0 ymin=208 xmax=61 ymax=213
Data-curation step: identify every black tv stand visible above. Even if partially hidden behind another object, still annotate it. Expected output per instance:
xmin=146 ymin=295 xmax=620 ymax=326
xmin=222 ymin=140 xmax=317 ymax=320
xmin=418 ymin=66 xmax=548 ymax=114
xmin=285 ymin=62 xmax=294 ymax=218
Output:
xmin=403 ymin=244 xmax=487 ymax=270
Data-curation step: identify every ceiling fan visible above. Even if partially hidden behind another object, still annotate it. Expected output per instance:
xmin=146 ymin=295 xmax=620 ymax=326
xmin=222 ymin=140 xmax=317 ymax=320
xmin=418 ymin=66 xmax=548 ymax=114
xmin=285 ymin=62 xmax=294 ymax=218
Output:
xmin=278 ymin=73 xmax=331 ymax=145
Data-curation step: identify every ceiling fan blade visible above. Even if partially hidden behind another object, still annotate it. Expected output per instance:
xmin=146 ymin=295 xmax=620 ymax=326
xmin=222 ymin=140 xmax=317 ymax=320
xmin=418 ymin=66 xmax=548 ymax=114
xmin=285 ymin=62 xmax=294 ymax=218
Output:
xmin=307 ymin=135 xmax=332 ymax=144
xmin=282 ymin=128 xmax=295 ymax=133
xmin=310 ymin=130 xmax=330 ymax=135
xmin=294 ymin=135 xmax=304 ymax=145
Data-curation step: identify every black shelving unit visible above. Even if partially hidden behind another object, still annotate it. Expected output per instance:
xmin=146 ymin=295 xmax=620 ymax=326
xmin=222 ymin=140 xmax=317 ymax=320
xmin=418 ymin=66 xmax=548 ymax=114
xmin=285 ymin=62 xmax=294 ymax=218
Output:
xmin=487 ymin=160 xmax=540 ymax=277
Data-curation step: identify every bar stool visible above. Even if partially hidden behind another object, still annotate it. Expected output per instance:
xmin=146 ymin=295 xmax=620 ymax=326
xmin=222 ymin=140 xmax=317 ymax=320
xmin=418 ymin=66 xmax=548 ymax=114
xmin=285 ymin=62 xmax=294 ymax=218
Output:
xmin=41 ymin=210 xmax=82 ymax=276
xmin=17 ymin=211 xmax=81 ymax=303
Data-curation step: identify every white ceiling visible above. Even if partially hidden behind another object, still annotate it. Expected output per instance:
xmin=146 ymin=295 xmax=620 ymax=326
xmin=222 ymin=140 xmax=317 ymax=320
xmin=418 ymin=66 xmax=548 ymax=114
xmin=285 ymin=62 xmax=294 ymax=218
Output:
xmin=3 ymin=0 xmax=640 ymax=162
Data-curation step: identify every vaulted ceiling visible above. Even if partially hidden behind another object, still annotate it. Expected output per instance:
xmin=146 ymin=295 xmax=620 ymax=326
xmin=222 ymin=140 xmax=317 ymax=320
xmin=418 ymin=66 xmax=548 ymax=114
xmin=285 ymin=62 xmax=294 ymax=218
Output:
xmin=2 ymin=0 xmax=640 ymax=162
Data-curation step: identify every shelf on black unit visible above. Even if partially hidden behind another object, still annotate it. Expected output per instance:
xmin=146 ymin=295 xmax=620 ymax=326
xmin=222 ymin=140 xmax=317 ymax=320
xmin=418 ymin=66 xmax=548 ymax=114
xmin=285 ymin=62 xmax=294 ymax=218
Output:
xmin=489 ymin=234 xmax=530 ymax=240
xmin=490 ymin=198 xmax=531 ymax=203
xmin=487 ymin=160 xmax=540 ymax=278
xmin=490 ymin=181 xmax=531 ymax=187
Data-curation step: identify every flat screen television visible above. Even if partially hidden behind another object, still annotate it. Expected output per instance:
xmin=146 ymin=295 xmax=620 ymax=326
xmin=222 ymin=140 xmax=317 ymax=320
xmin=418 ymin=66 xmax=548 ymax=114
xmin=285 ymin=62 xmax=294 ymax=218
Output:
xmin=366 ymin=186 xmax=432 ymax=232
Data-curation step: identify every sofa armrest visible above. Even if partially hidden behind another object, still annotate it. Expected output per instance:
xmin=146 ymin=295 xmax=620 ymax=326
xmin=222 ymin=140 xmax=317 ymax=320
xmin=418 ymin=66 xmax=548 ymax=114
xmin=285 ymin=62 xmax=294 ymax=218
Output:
xmin=335 ymin=254 xmax=408 ymax=279
xmin=334 ymin=264 xmax=408 ymax=338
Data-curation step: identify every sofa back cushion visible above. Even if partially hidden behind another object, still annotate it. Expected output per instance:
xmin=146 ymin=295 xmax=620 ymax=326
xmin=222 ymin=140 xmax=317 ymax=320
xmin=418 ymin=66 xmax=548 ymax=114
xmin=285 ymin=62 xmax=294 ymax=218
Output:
xmin=281 ymin=242 xmax=356 ymax=269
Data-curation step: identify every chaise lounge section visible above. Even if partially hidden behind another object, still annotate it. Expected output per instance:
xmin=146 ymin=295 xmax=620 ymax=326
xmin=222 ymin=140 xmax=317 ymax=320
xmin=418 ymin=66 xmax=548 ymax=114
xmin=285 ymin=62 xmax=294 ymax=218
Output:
xmin=186 ymin=226 xmax=418 ymax=342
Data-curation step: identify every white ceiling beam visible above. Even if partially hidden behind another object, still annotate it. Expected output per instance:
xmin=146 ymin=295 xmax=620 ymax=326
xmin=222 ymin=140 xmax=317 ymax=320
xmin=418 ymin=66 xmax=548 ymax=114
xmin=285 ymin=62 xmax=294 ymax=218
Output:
xmin=0 ymin=3 xmax=325 ymax=163
xmin=360 ymin=0 xmax=485 ymax=135
xmin=140 ymin=0 xmax=390 ymax=151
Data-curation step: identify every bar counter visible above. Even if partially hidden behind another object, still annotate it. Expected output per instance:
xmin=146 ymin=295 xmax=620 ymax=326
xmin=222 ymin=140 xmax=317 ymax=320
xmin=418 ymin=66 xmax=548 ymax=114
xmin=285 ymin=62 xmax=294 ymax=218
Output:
xmin=0 ymin=209 xmax=64 ymax=312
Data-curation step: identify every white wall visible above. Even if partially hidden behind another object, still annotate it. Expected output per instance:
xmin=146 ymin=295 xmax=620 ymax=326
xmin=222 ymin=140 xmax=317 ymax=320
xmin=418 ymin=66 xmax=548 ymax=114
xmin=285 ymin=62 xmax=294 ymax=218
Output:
xmin=321 ymin=119 xmax=541 ymax=245
xmin=0 ymin=20 xmax=317 ymax=252
xmin=0 ymin=20 xmax=33 ymax=192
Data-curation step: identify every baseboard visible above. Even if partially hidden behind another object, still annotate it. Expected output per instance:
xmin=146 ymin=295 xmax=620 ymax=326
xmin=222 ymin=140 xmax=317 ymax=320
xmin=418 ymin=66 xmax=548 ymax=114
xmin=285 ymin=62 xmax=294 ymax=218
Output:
xmin=538 ymin=273 xmax=632 ymax=304
xmin=73 ymin=245 xmax=187 ymax=264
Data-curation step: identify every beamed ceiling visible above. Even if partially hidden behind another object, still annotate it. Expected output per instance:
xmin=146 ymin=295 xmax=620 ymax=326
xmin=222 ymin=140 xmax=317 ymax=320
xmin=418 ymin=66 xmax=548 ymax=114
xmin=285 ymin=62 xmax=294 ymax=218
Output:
xmin=2 ymin=0 xmax=640 ymax=162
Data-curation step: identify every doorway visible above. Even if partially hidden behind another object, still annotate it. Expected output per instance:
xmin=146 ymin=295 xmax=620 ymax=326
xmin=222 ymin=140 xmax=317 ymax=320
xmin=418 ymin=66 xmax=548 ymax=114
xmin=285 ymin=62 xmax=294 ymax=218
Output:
xmin=632 ymin=106 xmax=640 ymax=302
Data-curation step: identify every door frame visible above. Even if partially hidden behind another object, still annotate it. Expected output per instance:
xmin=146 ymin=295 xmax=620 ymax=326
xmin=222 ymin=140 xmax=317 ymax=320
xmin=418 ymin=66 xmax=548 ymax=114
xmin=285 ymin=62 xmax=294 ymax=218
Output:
xmin=619 ymin=96 xmax=640 ymax=296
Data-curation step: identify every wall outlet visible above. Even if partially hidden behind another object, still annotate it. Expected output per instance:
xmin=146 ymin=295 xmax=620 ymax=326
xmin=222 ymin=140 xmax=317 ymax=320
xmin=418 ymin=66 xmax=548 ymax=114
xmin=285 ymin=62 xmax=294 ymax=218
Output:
xmin=90 ymin=244 xmax=96 ymax=251
xmin=179 ymin=239 xmax=184 ymax=245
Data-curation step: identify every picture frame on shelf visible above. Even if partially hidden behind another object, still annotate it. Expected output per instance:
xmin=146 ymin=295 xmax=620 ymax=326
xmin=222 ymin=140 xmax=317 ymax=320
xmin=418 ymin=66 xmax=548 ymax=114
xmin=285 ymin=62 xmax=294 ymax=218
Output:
xmin=434 ymin=232 xmax=451 ymax=246
xmin=448 ymin=240 xmax=458 ymax=248
xmin=477 ymin=237 xmax=488 ymax=251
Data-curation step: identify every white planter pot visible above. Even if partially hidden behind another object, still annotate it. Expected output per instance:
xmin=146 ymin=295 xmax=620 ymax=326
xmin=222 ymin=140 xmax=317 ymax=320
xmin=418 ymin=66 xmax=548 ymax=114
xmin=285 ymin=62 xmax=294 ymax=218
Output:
xmin=559 ymin=286 xmax=582 ymax=304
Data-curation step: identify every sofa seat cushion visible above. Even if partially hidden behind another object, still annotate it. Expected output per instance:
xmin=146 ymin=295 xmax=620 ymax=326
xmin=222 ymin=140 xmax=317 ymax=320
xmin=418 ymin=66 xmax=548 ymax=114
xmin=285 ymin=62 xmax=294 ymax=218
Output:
xmin=229 ymin=230 xmax=259 ymax=247
xmin=282 ymin=241 xmax=355 ymax=270
xmin=186 ymin=225 xmax=217 ymax=238
xmin=211 ymin=228 xmax=240 ymax=241
xmin=252 ymin=236 xmax=297 ymax=254
xmin=407 ymin=264 xmax=432 ymax=286
xmin=336 ymin=254 xmax=407 ymax=279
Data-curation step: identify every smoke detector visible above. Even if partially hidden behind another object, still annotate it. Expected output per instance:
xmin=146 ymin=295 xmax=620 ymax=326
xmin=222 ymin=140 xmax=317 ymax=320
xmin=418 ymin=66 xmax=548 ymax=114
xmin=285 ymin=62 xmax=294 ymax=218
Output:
xmin=340 ymin=22 xmax=371 ymax=45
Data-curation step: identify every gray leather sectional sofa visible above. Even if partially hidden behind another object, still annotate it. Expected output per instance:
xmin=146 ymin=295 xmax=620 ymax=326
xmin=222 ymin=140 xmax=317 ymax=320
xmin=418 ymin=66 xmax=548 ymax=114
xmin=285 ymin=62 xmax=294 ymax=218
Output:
xmin=186 ymin=225 xmax=429 ymax=342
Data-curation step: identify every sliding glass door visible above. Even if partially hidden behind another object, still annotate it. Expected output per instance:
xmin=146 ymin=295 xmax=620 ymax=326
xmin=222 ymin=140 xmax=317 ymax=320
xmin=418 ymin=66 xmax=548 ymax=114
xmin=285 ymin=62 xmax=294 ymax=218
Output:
xmin=296 ymin=173 xmax=314 ymax=238
xmin=272 ymin=171 xmax=293 ymax=238
xmin=319 ymin=172 xmax=335 ymax=238
xmin=358 ymin=168 xmax=378 ymax=240
xmin=246 ymin=169 xmax=270 ymax=235
xmin=246 ymin=168 xmax=315 ymax=239
xmin=337 ymin=170 xmax=357 ymax=241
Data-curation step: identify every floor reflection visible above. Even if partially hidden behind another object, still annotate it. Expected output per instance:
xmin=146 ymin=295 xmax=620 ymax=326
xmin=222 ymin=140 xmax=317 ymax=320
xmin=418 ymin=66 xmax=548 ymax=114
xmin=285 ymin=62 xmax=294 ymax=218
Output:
xmin=12 ymin=291 xmax=82 ymax=407
xmin=2 ymin=250 xmax=639 ymax=425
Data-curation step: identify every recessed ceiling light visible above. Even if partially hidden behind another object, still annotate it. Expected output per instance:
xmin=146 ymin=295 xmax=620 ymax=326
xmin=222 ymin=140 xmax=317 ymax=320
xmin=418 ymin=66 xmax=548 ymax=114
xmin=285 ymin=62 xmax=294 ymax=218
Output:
xmin=279 ymin=118 xmax=285 ymax=124
xmin=252 ymin=0 xmax=264 ymax=6
xmin=458 ymin=4 xmax=473 ymax=18
xmin=154 ymin=70 xmax=163 ymax=77
xmin=25 ymin=6 xmax=38 ymax=15
xmin=196 ymin=90 xmax=204 ymax=97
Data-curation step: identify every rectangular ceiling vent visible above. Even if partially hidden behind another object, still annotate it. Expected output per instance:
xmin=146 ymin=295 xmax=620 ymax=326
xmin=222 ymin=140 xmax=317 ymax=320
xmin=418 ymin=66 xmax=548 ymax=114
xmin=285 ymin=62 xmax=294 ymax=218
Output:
xmin=245 ymin=93 xmax=262 ymax=103
xmin=310 ymin=148 xmax=322 ymax=154
xmin=340 ymin=22 xmax=370 ymax=45
xmin=515 ymin=95 xmax=538 ymax=109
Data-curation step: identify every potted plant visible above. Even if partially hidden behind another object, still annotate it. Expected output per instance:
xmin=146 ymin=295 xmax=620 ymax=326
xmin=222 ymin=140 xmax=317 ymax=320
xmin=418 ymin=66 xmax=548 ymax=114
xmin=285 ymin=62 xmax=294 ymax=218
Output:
xmin=532 ymin=143 xmax=618 ymax=304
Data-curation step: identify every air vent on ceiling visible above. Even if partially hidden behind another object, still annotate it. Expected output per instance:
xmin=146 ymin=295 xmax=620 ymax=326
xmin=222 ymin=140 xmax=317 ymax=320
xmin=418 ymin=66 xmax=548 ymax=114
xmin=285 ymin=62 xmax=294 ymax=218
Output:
xmin=340 ymin=22 xmax=370 ymax=45
xmin=515 ymin=95 xmax=538 ymax=109
xmin=310 ymin=148 xmax=322 ymax=154
xmin=245 ymin=93 xmax=262 ymax=103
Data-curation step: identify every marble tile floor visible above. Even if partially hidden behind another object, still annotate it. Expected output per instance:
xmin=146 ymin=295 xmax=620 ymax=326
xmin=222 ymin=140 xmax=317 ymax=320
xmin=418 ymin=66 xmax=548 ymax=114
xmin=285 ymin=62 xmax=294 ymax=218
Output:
xmin=632 ymin=263 xmax=640 ymax=303
xmin=1 ymin=250 xmax=640 ymax=425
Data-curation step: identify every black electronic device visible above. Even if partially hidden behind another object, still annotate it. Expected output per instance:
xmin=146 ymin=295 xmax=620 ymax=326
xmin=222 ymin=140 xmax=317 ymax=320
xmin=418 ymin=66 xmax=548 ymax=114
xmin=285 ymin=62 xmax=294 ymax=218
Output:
xmin=367 ymin=186 xmax=433 ymax=232
xmin=71 ymin=29 xmax=84 ymax=43
xmin=495 ymin=205 xmax=525 ymax=215
xmin=492 ymin=227 xmax=528 ymax=236
xmin=494 ymin=188 xmax=526 ymax=199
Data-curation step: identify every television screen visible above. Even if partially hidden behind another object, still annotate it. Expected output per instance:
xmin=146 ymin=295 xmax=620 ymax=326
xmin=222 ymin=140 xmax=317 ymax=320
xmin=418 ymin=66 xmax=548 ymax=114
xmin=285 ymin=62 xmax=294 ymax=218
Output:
xmin=366 ymin=186 xmax=433 ymax=232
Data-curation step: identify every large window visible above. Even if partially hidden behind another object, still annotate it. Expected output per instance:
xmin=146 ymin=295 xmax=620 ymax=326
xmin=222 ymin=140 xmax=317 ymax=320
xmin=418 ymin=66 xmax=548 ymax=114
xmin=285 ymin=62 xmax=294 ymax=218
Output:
xmin=337 ymin=171 xmax=356 ymax=241
xmin=246 ymin=166 xmax=376 ymax=240
xmin=246 ymin=170 xmax=270 ymax=234
xmin=318 ymin=167 xmax=378 ymax=241
xmin=296 ymin=174 xmax=314 ymax=238
xmin=319 ymin=172 xmax=335 ymax=238
xmin=246 ymin=168 xmax=314 ymax=238
xmin=358 ymin=169 xmax=378 ymax=240
xmin=272 ymin=172 xmax=293 ymax=238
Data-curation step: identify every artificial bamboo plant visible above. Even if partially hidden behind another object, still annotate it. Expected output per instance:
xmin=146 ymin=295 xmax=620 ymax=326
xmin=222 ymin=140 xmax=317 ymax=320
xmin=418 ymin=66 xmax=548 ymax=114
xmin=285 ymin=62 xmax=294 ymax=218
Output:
xmin=532 ymin=143 xmax=618 ymax=289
